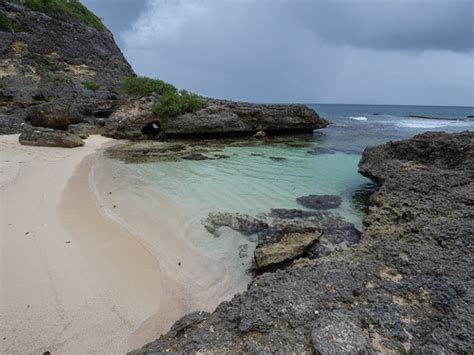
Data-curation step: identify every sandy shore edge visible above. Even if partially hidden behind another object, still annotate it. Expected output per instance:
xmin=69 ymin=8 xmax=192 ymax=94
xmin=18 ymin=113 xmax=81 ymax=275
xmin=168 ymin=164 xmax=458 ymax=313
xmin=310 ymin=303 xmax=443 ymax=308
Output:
xmin=1 ymin=135 xmax=185 ymax=354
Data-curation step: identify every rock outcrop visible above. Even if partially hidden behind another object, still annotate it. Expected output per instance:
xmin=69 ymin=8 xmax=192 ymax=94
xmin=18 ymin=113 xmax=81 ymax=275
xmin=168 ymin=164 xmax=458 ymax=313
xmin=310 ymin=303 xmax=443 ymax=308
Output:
xmin=0 ymin=0 xmax=134 ymax=134
xmin=103 ymin=98 xmax=328 ymax=139
xmin=132 ymin=131 xmax=474 ymax=354
xmin=19 ymin=126 xmax=84 ymax=147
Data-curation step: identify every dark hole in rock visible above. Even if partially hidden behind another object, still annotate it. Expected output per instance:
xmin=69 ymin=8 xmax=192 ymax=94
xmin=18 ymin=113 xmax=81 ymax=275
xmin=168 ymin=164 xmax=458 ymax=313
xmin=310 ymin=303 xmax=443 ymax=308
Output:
xmin=142 ymin=121 xmax=161 ymax=137
xmin=93 ymin=110 xmax=113 ymax=119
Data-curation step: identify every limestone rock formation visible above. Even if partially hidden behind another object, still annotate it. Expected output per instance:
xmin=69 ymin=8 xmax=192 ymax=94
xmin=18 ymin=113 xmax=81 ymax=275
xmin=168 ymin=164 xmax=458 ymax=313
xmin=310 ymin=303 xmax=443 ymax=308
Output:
xmin=103 ymin=98 xmax=328 ymax=139
xmin=132 ymin=131 xmax=474 ymax=354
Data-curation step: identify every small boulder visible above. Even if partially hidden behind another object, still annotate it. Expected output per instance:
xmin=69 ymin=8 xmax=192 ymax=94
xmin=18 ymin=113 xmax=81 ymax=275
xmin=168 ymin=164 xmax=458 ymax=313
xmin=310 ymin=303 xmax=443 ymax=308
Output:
xmin=255 ymin=231 xmax=321 ymax=269
xmin=296 ymin=195 xmax=342 ymax=210
xmin=19 ymin=127 xmax=84 ymax=148
xmin=253 ymin=130 xmax=266 ymax=138
xmin=68 ymin=123 xmax=101 ymax=139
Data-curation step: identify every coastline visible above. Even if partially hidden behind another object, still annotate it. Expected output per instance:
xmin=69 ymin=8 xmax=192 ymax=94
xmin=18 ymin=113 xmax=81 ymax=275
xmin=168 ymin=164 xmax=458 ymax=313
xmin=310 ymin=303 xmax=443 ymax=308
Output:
xmin=1 ymin=135 xmax=189 ymax=353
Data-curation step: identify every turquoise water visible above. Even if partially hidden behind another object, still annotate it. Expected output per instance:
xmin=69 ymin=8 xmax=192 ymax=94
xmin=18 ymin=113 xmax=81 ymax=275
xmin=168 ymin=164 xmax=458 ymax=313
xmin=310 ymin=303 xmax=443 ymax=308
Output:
xmin=100 ymin=104 xmax=474 ymax=233
xmin=131 ymin=145 xmax=368 ymax=227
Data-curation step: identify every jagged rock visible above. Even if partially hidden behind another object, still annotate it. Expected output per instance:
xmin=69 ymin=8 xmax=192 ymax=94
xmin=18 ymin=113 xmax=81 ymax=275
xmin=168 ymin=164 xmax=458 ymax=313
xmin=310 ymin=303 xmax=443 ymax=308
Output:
xmin=104 ymin=97 xmax=328 ymax=140
xmin=27 ymin=100 xmax=92 ymax=130
xmin=102 ymin=96 xmax=159 ymax=139
xmin=203 ymin=212 xmax=268 ymax=236
xmin=311 ymin=311 xmax=376 ymax=355
xmin=0 ymin=0 xmax=133 ymax=133
xmin=19 ymin=127 xmax=84 ymax=147
xmin=133 ymin=132 xmax=474 ymax=354
xmin=255 ymin=231 xmax=321 ymax=269
xmin=68 ymin=123 xmax=101 ymax=139
xmin=296 ymin=194 xmax=342 ymax=210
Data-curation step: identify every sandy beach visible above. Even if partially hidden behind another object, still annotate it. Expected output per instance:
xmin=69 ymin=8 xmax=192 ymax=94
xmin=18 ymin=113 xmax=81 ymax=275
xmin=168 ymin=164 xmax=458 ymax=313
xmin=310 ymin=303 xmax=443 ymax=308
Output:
xmin=0 ymin=135 xmax=189 ymax=354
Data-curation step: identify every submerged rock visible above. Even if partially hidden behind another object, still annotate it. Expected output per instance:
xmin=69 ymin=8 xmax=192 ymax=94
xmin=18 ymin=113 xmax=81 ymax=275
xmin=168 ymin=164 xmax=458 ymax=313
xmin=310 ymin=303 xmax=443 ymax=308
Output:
xmin=296 ymin=194 xmax=342 ymax=210
xmin=255 ymin=231 xmax=321 ymax=269
xmin=203 ymin=212 xmax=269 ymax=236
xmin=133 ymin=132 xmax=474 ymax=354
xmin=19 ymin=127 xmax=84 ymax=148
xmin=181 ymin=153 xmax=210 ymax=161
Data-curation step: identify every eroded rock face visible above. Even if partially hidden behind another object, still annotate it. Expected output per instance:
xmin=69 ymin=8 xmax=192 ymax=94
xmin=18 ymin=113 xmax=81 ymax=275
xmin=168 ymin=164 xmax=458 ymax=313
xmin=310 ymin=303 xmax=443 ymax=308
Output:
xmin=132 ymin=132 xmax=474 ymax=354
xmin=19 ymin=126 xmax=84 ymax=148
xmin=103 ymin=98 xmax=328 ymax=140
xmin=0 ymin=1 xmax=133 ymax=133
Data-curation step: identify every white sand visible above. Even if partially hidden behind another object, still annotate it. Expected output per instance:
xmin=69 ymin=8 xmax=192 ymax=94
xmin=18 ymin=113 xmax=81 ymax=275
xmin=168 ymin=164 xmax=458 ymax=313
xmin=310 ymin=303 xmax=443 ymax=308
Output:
xmin=0 ymin=135 xmax=188 ymax=354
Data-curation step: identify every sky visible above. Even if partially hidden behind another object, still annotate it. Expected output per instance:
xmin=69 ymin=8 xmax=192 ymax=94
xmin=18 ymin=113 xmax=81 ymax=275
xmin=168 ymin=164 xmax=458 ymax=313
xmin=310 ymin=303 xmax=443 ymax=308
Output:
xmin=82 ymin=0 xmax=474 ymax=106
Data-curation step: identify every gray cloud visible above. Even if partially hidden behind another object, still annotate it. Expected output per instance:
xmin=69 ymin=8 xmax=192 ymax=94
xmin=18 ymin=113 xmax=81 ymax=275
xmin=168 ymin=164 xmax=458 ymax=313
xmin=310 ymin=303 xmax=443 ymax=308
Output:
xmin=83 ymin=0 xmax=474 ymax=106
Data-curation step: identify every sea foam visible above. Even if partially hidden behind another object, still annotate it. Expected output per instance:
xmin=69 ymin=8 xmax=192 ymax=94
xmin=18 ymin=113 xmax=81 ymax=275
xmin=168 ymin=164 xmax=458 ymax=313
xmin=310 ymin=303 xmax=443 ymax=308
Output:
xmin=349 ymin=116 xmax=368 ymax=121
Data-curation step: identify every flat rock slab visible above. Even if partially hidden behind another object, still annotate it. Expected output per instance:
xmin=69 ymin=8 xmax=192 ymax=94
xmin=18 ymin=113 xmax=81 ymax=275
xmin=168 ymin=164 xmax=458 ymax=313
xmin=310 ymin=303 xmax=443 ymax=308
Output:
xmin=296 ymin=195 xmax=342 ymax=210
xmin=255 ymin=232 xmax=321 ymax=269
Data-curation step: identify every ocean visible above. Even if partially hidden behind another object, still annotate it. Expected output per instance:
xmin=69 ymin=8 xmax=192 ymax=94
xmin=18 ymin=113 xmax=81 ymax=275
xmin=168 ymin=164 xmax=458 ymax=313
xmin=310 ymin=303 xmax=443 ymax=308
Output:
xmin=91 ymin=104 xmax=473 ymax=304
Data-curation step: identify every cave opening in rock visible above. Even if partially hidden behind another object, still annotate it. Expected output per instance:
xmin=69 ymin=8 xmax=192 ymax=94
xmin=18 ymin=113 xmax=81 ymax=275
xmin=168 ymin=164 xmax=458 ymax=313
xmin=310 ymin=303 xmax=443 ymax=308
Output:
xmin=142 ymin=121 xmax=161 ymax=138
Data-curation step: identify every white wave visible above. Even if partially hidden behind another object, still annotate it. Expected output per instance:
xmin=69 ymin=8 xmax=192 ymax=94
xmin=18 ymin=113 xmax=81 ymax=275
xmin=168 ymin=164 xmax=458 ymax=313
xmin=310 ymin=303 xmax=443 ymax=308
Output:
xmin=396 ymin=119 xmax=471 ymax=129
xmin=348 ymin=116 xmax=367 ymax=121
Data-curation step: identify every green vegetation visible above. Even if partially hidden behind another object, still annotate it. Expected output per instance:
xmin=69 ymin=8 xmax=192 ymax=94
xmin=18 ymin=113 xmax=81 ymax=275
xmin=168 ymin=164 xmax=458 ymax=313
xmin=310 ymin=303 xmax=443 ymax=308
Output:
xmin=83 ymin=80 xmax=100 ymax=91
xmin=120 ymin=76 xmax=177 ymax=97
xmin=50 ymin=74 xmax=65 ymax=85
xmin=153 ymin=90 xmax=206 ymax=118
xmin=0 ymin=12 xmax=30 ymax=32
xmin=27 ymin=52 xmax=54 ymax=70
xmin=120 ymin=76 xmax=206 ymax=117
xmin=0 ymin=82 xmax=6 ymax=90
xmin=12 ymin=0 xmax=106 ymax=31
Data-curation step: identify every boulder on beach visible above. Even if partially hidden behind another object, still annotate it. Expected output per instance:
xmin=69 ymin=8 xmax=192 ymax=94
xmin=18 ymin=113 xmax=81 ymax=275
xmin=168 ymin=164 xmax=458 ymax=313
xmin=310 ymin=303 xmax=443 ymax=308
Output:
xmin=19 ymin=127 xmax=84 ymax=148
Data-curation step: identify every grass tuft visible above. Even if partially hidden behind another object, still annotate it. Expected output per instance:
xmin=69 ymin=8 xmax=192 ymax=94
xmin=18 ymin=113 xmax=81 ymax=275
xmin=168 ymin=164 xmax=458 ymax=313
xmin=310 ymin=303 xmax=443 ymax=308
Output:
xmin=83 ymin=80 xmax=100 ymax=91
xmin=153 ymin=90 xmax=206 ymax=118
xmin=119 ymin=76 xmax=177 ymax=97
xmin=0 ymin=12 xmax=30 ymax=32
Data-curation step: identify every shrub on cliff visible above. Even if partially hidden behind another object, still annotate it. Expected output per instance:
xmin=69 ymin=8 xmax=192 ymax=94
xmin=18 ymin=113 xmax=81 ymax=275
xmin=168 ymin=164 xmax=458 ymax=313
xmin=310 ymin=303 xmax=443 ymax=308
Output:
xmin=153 ymin=90 xmax=206 ymax=118
xmin=120 ymin=76 xmax=177 ymax=97
xmin=11 ymin=0 xmax=106 ymax=31
xmin=83 ymin=80 xmax=100 ymax=91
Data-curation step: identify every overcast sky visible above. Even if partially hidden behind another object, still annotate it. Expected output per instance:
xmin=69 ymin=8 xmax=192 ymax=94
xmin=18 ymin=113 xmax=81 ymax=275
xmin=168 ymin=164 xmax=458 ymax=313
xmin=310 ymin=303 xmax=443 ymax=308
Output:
xmin=83 ymin=0 xmax=473 ymax=106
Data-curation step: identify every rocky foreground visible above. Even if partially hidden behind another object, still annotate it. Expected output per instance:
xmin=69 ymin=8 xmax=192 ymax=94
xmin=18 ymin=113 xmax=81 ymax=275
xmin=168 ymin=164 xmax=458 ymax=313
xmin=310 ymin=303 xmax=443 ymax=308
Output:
xmin=132 ymin=131 xmax=474 ymax=354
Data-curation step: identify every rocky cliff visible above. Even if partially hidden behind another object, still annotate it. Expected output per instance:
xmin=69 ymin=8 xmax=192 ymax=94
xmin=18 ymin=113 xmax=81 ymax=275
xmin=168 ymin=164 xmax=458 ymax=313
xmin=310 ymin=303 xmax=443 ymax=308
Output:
xmin=0 ymin=0 xmax=134 ymax=134
xmin=132 ymin=131 xmax=474 ymax=354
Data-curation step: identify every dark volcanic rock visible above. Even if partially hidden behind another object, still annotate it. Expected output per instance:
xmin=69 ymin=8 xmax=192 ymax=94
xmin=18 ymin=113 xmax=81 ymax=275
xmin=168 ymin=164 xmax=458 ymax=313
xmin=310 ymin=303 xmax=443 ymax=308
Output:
xmin=104 ymin=97 xmax=328 ymax=140
xmin=19 ymin=126 xmax=84 ymax=148
xmin=132 ymin=132 xmax=474 ymax=354
xmin=296 ymin=194 xmax=342 ymax=210
xmin=0 ymin=1 xmax=133 ymax=133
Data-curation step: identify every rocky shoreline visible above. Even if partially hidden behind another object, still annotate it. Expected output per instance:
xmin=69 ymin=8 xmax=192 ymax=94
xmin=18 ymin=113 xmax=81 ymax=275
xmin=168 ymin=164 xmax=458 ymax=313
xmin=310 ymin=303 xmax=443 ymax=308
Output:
xmin=131 ymin=131 xmax=474 ymax=354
